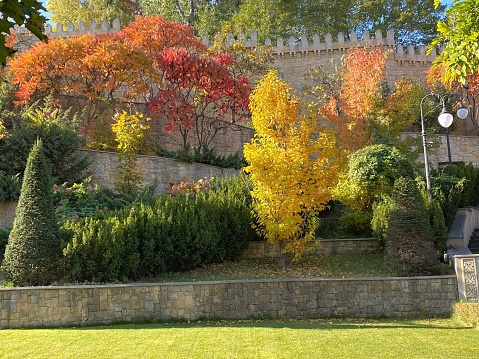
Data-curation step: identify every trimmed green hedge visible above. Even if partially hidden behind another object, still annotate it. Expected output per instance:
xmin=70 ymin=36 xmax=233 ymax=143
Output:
xmin=432 ymin=163 xmax=479 ymax=229
xmin=60 ymin=175 xmax=257 ymax=283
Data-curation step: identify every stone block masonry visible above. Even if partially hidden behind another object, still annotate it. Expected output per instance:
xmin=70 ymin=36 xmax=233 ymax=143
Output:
xmin=79 ymin=149 xmax=239 ymax=195
xmin=0 ymin=276 xmax=458 ymax=328
xmin=0 ymin=201 xmax=16 ymax=228
xmin=243 ymin=238 xmax=381 ymax=258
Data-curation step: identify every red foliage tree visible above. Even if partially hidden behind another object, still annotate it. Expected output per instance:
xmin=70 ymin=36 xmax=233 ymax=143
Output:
xmin=149 ymin=47 xmax=251 ymax=151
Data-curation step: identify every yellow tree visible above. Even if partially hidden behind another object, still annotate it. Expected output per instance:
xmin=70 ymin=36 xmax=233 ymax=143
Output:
xmin=244 ymin=70 xmax=342 ymax=268
xmin=112 ymin=111 xmax=150 ymax=196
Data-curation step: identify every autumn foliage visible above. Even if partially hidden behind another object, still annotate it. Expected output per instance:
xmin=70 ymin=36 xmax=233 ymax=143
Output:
xmin=112 ymin=111 xmax=150 ymax=196
xmin=9 ymin=17 xmax=199 ymax=105
xmin=320 ymin=45 xmax=387 ymax=152
xmin=7 ymin=15 xmax=250 ymax=150
xmin=244 ymin=70 xmax=341 ymax=268
xmin=149 ymin=47 xmax=251 ymax=150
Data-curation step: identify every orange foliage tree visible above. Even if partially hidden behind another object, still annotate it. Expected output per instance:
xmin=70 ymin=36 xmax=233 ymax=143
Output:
xmin=6 ymin=16 xmax=205 ymax=144
xmin=319 ymin=45 xmax=387 ymax=152
xmin=316 ymin=44 xmax=427 ymax=154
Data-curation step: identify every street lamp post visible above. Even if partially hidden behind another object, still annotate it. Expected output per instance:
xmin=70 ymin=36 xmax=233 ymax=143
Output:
xmin=420 ymin=93 xmax=469 ymax=198
xmin=437 ymin=104 xmax=469 ymax=164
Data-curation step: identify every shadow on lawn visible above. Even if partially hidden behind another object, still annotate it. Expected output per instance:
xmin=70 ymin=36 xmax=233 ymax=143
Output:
xmin=63 ymin=318 xmax=473 ymax=331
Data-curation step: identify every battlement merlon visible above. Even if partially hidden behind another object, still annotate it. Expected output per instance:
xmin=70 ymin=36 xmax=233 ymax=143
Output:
xmin=14 ymin=18 xmax=121 ymax=38
xmin=202 ymin=29 xmax=438 ymax=63
xmin=46 ymin=18 xmax=121 ymax=38
xmin=14 ymin=18 xmax=438 ymax=63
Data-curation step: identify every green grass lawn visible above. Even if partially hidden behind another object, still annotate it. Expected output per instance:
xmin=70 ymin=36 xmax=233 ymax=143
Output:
xmin=0 ymin=318 xmax=476 ymax=358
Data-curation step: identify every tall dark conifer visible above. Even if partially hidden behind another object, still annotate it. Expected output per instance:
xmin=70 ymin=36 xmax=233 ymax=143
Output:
xmin=2 ymin=139 xmax=60 ymax=286
xmin=385 ymin=177 xmax=438 ymax=276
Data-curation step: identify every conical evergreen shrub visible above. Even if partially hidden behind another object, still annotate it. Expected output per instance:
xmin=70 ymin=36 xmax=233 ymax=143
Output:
xmin=385 ymin=177 xmax=438 ymax=276
xmin=1 ymin=139 xmax=60 ymax=286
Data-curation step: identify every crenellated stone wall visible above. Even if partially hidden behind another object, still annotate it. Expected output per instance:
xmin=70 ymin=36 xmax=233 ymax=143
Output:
xmin=0 ymin=276 xmax=458 ymax=328
xmin=15 ymin=18 xmax=437 ymax=91
xmin=202 ymin=28 xmax=437 ymax=90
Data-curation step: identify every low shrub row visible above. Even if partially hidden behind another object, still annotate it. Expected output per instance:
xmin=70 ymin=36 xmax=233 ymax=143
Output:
xmin=156 ymin=143 xmax=246 ymax=170
xmin=453 ymin=302 xmax=479 ymax=327
xmin=60 ymin=175 xmax=259 ymax=283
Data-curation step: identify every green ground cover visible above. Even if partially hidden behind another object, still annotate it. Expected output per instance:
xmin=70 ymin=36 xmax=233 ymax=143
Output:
xmin=0 ymin=318 xmax=476 ymax=358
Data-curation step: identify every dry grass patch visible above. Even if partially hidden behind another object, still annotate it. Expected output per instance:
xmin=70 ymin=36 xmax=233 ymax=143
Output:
xmin=143 ymin=253 xmax=391 ymax=283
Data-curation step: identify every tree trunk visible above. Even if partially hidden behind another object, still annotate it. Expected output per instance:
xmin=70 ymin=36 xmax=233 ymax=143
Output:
xmin=278 ymin=242 xmax=286 ymax=269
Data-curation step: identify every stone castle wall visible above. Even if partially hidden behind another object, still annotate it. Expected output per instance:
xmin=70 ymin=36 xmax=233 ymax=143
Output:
xmin=406 ymin=133 xmax=479 ymax=169
xmin=202 ymin=28 xmax=436 ymax=90
xmin=0 ymin=276 xmax=458 ymax=328
xmin=16 ymin=18 xmax=437 ymax=90
xmin=15 ymin=18 xmax=478 ymax=147
xmin=56 ymin=95 xmax=255 ymax=157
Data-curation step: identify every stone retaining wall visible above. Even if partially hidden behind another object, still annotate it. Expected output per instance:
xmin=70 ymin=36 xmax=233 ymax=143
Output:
xmin=0 ymin=276 xmax=457 ymax=328
xmin=0 ymin=201 xmax=16 ymax=228
xmin=243 ymin=238 xmax=380 ymax=258
xmin=80 ymin=149 xmax=238 ymax=194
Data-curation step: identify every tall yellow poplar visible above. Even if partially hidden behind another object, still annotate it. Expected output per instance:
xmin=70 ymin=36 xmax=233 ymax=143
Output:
xmin=244 ymin=70 xmax=341 ymax=268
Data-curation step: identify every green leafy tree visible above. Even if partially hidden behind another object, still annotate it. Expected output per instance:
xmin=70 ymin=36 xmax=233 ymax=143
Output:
xmin=47 ymin=0 xmax=140 ymax=27
xmin=430 ymin=0 xmax=479 ymax=85
xmin=0 ymin=97 xmax=88 ymax=185
xmin=333 ymin=144 xmax=416 ymax=212
xmin=385 ymin=176 xmax=439 ymax=276
xmin=352 ymin=0 xmax=445 ymax=45
xmin=141 ymin=0 xmax=240 ymax=36
xmin=1 ymin=139 xmax=60 ymax=286
xmin=69 ymin=0 xmax=445 ymax=45
xmin=230 ymin=0 xmax=296 ymax=42
xmin=231 ymin=0 xmax=444 ymax=45
xmin=0 ymin=0 xmax=47 ymax=65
